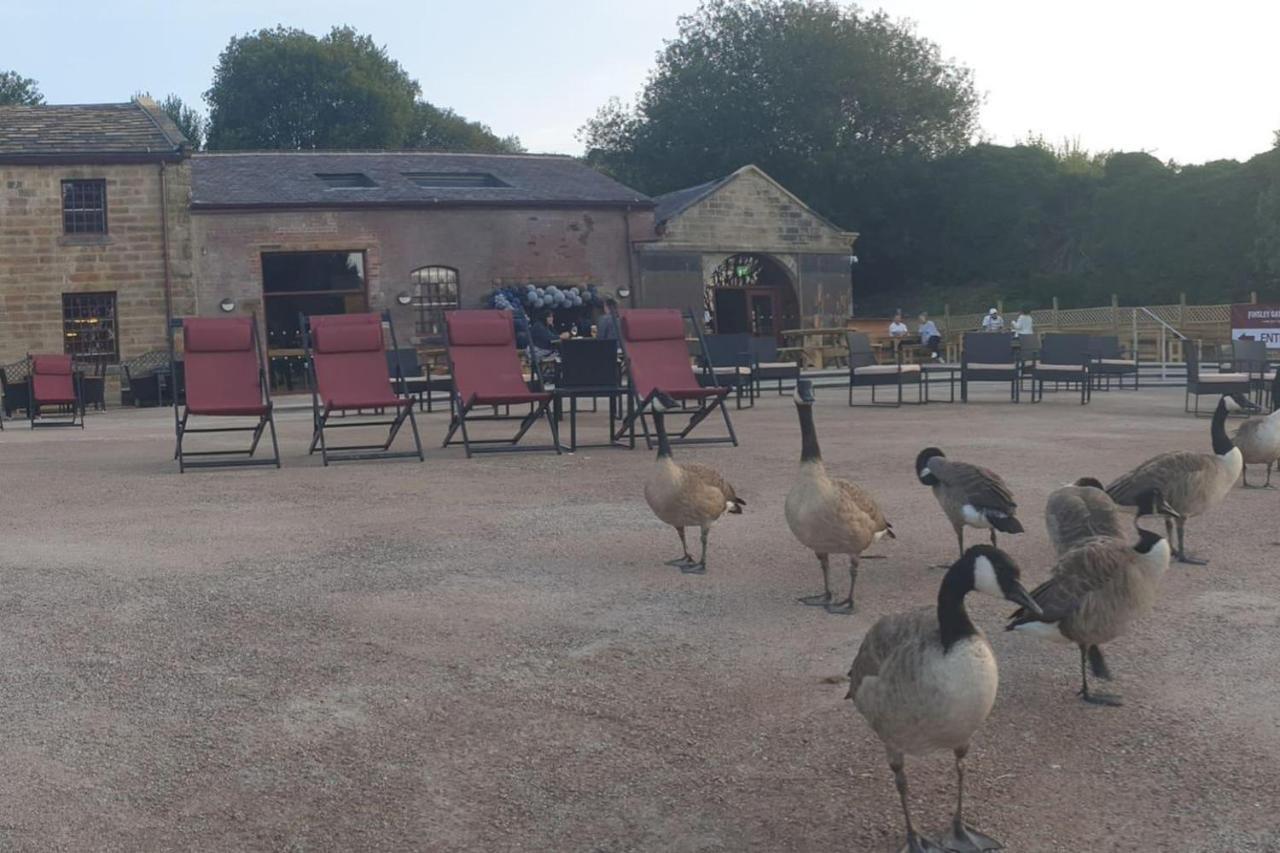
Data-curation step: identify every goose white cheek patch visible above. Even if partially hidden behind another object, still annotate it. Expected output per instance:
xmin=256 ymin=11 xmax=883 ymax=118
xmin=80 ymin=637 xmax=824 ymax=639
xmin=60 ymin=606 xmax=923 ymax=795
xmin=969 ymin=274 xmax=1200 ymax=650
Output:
xmin=974 ymin=556 xmax=1002 ymax=597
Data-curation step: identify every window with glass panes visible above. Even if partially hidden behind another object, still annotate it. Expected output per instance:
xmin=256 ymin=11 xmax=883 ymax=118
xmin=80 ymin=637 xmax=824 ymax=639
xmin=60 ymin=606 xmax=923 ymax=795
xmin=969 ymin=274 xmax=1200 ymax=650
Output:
xmin=62 ymin=292 xmax=119 ymax=361
xmin=411 ymin=267 xmax=459 ymax=341
xmin=61 ymin=180 xmax=108 ymax=234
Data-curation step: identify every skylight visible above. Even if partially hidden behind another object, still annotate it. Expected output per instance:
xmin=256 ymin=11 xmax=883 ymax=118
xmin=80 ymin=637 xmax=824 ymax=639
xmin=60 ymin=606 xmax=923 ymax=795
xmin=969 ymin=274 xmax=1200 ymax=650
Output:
xmin=403 ymin=172 xmax=509 ymax=189
xmin=316 ymin=173 xmax=377 ymax=189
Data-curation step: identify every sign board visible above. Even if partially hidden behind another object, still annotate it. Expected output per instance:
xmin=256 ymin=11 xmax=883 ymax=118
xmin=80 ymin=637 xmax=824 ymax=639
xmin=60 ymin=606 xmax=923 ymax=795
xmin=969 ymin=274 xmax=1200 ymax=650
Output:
xmin=1231 ymin=304 xmax=1280 ymax=348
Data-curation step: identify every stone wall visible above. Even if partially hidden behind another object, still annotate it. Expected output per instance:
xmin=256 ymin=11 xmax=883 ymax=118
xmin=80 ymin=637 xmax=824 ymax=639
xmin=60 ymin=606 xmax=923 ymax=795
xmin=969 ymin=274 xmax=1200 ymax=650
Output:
xmin=0 ymin=161 xmax=192 ymax=364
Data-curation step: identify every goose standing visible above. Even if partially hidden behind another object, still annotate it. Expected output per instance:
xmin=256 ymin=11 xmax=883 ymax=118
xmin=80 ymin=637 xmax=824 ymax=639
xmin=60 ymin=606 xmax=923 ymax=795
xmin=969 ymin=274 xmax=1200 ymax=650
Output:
xmin=1105 ymin=396 xmax=1241 ymax=564
xmin=1232 ymin=372 xmax=1280 ymax=488
xmin=784 ymin=380 xmax=894 ymax=614
xmin=1046 ymin=478 xmax=1176 ymax=556
xmin=1007 ymin=527 xmax=1172 ymax=706
xmin=915 ymin=448 xmax=1023 ymax=563
xmin=643 ymin=391 xmax=744 ymax=573
xmin=848 ymin=545 xmax=1040 ymax=852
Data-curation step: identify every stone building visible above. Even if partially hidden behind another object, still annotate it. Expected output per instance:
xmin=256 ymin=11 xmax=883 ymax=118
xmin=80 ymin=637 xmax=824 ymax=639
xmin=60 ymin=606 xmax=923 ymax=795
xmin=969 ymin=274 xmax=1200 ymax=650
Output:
xmin=0 ymin=98 xmax=192 ymax=365
xmin=189 ymin=152 xmax=654 ymax=359
xmin=637 ymin=165 xmax=858 ymax=338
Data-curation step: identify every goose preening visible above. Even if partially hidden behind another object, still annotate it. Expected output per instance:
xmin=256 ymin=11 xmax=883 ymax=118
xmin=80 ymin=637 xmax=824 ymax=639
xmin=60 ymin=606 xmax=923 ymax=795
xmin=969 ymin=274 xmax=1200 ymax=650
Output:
xmin=1105 ymin=396 xmax=1241 ymax=565
xmin=915 ymin=448 xmax=1023 ymax=564
xmin=785 ymin=380 xmax=894 ymax=615
xmin=1046 ymin=477 xmax=1176 ymax=556
xmin=1006 ymin=526 xmax=1172 ymax=706
xmin=848 ymin=545 xmax=1040 ymax=852
xmin=643 ymin=391 xmax=744 ymax=573
xmin=1232 ymin=372 xmax=1280 ymax=488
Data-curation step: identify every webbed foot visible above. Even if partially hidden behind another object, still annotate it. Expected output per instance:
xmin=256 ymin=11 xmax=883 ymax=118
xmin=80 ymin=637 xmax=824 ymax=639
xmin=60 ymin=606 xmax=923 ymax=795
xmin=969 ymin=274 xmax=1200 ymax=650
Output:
xmin=824 ymin=598 xmax=855 ymax=615
xmin=797 ymin=592 xmax=832 ymax=606
xmin=941 ymin=822 xmax=1003 ymax=851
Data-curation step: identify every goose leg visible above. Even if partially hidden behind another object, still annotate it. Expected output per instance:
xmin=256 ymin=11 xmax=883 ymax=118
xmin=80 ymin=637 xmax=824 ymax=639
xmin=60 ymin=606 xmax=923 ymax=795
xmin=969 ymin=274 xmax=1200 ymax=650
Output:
xmin=825 ymin=555 xmax=858 ymax=614
xmin=1174 ymin=518 xmax=1208 ymax=565
xmin=934 ymin=527 xmax=964 ymax=569
xmin=1077 ymin=645 xmax=1123 ymax=706
xmin=1242 ymin=464 xmax=1255 ymax=488
xmin=889 ymin=755 xmax=947 ymax=853
xmin=1265 ymin=462 xmax=1275 ymax=489
xmin=681 ymin=527 xmax=709 ymax=574
xmin=988 ymin=529 xmax=997 ymax=548
xmin=941 ymin=746 xmax=1003 ymax=852
xmin=798 ymin=553 xmax=833 ymax=606
xmin=664 ymin=527 xmax=695 ymax=567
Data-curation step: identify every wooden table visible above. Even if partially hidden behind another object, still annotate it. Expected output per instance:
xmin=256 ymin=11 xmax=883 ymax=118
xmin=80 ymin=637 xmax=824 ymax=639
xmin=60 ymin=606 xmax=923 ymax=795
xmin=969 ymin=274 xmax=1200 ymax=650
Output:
xmin=780 ymin=328 xmax=849 ymax=369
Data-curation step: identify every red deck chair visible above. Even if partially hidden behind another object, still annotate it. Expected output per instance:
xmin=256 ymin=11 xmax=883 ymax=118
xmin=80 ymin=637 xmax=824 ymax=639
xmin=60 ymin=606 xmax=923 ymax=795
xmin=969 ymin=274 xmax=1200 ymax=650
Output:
xmin=29 ymin=354 xmax=84 ymax=428
xmin=613 ymin=309 xmax=737 ymax=448
xmin=304 ymin=311 xmax=424 ymax=465
xmin=442 ymin=310 xmax=562 ymax=458
xmin=173 ymin=316 xmax=280 ymax=472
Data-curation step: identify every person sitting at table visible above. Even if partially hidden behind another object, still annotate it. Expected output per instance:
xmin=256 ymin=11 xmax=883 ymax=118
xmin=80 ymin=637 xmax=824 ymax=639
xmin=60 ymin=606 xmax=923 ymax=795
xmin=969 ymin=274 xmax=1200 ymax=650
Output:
xmin=531 ymin=311 xmax=568 ymax=359
xmin=981 ymin=307 xmax=1004 ymax=332
xmin=918 ymin=312 xmax=942 ymax=359
xmin=596 ymin=298 xmax=619 ymax=342
xmin=1011 ymin=307 xmax=1034 ymax=336
xmin=888 ymin=310 xmax=909 ymax=339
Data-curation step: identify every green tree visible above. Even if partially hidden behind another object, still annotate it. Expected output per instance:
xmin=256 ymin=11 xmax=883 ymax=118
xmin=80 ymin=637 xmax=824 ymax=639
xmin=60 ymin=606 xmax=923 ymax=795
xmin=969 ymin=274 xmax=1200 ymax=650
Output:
xmin=409 ymin=102 xmax=523 ymax=154
xmin=205 ymin=26 xmax=420 ymax=150
xmin=0 ymin=70 xmax=44 ymax=106
xmin=136 ymin=91 xmax=206 ymax=149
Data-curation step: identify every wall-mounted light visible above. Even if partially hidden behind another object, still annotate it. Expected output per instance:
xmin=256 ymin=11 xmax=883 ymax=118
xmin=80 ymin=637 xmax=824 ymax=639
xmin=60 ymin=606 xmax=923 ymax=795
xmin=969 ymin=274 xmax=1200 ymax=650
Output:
xmin=219 ymin=297 xmax=236 ymax=313
xmin=396 ymin=291 xmax=413 ymax=306
xmin=849 ymin=254 xmax=860 ymax=266
xmin=617 ymin=287 xmax=632 ymax=299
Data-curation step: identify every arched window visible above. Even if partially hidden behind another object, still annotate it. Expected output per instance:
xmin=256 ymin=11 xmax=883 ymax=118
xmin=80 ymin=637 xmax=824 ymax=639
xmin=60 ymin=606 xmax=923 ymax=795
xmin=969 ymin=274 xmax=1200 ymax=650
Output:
xmin=410 ymin=266 xmax=459 ymax=341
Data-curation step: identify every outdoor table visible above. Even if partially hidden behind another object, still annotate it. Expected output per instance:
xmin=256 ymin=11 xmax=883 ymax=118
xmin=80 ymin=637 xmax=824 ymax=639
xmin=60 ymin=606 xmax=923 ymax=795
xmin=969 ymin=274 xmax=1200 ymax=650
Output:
xmin=780 ymin=327 xmax=849 ymax=369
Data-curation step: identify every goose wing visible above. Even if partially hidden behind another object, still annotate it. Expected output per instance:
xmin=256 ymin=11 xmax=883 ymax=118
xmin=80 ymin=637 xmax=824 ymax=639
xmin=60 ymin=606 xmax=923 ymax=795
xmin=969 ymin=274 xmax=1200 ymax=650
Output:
xmin=1007 ymin=539 xmax=1129 ymax=627
xmin=1046 ymin=486 xmax=1124 ymax=554
xmin=931 ymin=458 xmax=1016 ymax=512
xmin=835 ymin=478 xmax=891 ymax=535
xmin=679 ymin=462 xmax=739 ymax=503
xmin=847 ymin=608 xmax=932 ymax=699
xmin=1106 ymin=451 xmax=1211 ymax=505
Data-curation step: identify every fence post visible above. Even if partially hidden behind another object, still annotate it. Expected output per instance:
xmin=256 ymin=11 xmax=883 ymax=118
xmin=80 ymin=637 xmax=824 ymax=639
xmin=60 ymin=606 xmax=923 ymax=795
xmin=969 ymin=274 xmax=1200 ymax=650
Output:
xmin=1052 ymin=296 xmax=1060 ymax=328
xmin=1179 ymin=292 xmax=1186 ymax=326
xmin=996 ymin=298 xmax=1004 ymax=316
xmin=1111 ymin=294 xmax=1119 ymax=329
xmin=1251 ymin=291 xmax=1258 ymax=304
xmin=1131 ymin=308 xmax=1138 ymax=362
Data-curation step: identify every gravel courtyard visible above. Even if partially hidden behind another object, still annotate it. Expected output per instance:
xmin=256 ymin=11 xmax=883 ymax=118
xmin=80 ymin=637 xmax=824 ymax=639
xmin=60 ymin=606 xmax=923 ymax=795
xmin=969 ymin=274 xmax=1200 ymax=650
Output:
xmin=0 ymin=386 xmax=1277 ymax=852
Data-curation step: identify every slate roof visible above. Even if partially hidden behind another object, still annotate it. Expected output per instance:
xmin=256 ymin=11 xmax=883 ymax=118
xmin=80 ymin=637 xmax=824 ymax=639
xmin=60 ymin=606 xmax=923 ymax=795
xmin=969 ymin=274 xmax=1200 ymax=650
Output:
xmin=652 ymin=175 xmax=731 ymax=224
xmin=190 ymin=152 xmax=653 ymax=210
xmin=0 ymin=100 xmax=188 ymax=163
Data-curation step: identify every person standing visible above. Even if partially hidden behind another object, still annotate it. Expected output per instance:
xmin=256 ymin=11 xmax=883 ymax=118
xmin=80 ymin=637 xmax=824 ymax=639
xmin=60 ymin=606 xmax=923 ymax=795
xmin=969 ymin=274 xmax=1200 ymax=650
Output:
xmin=918 ymin=312 xmax=942 ymax=359
xmin=1011 ymin=308 xmax=1034 ymax=336
xmin=981 ymin=307 xmax=1004 ymax=332
xmin=596 ymin=298 xmax=619 ymax=342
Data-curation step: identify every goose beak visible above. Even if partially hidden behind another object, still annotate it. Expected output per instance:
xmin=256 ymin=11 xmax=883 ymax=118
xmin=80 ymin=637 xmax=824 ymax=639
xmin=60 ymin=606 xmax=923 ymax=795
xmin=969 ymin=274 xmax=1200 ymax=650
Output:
xmin=1007 ymin=581 xmax=1043 ymax=617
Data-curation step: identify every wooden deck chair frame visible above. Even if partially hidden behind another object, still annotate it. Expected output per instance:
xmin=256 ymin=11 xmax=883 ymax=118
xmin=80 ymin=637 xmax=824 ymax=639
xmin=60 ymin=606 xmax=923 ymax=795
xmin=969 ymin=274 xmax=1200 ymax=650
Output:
xmin=612 ymin=308 xmax=737 ymax=450
xmin=303 ymin=311 xmax=425 ymax=465
xmin=441 ymin=309 xmax=562 ymax=458
xmin=171 ymin=315 xmax=281 ymax=472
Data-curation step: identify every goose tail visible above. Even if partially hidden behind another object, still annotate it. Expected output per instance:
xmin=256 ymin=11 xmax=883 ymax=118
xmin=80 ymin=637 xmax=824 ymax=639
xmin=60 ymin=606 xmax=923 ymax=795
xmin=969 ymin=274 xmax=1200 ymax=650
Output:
xmin=989 ymin=514 xmax=1024 ymax=534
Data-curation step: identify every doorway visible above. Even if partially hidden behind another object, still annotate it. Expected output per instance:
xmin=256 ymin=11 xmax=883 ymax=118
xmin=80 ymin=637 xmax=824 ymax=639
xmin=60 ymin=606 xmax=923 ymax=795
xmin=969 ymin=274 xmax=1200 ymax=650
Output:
xmin=707 ymin=254 xmax=798 ymax=341
xmin=261 ymin=250 xmax=368 ymax=388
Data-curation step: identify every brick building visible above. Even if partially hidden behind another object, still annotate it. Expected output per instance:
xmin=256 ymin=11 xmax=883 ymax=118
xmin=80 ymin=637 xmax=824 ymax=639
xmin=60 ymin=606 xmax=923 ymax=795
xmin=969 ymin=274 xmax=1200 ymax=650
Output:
xmin=639 ymin=165 xmax=858 ymax=338
xmin=189 ymin=152 xmax=655 ymax=359
xmin=0 ymin=98 xmax=193 ymax=366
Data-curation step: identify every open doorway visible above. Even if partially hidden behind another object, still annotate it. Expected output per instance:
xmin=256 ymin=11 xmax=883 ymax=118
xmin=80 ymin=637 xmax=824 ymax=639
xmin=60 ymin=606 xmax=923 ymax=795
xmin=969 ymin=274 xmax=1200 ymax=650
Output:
xmin=262 ymin=250 xmax=368 ymax=389
xmin=706 ymin=254 xmax=798 ymax=341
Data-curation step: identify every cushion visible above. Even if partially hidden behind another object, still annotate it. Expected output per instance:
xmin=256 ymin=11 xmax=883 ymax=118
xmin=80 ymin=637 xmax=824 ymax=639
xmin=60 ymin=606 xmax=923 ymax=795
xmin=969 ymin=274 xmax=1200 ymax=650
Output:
xmin=964 ymin=362 xmax=1017 ymax=371
xmin=185 ymin=318 xmax=253 ymax=353
xmin=710 ymin=366 xmax=753 ymax=375
xmin=1196 ymin=372 xmax=1250 ymax=382
xmin=1036 ymin=363 xmax=1087 ymax=373
xmin=853 ymin=364 xmax=922 ymax=376
xmin=756 ymin=361 xmax=799 ymax=371
xmin=622 ymin=310 xmax=684 ymax=343
xmin=31 ymin=354 xmax=72 ymax=375
xmin=447 ymin=310 xmax=514 ymax=347
xmin=1099 ymin=358 xmax=1136 ymax=366
xmin=313 ymin=320 xmax=383 ymax=354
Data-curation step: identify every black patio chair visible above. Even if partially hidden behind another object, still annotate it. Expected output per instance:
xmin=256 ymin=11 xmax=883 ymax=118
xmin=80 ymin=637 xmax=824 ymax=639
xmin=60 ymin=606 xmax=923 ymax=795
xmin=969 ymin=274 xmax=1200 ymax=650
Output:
xmin=960 ymin=333 xmax=1020 ymax=403
xmin=123 ymin=350 xmax=184 ymax=407
xmin=1016 ymin=333 xmax=1040 ymax=392
xmin=699 ymin=333 xmax=755 ymax=409
xmin=555 ymin=338 xmax=626 ymax=451
xmin=748 ymin=336 xmax=800 ymax=395
xmin=1032 ymin=334 xmax=1093 ymax=404
xmin=847 ymin=332 xmax=922 ymax=407
xmin=386 ymin=347 xmax=433 ymax=412
xmin=1185 ymin=344 xmax=1251 ymax=416
xmin=1232 ymin=338 xmax=1274 ymax=407
xmin=0 ymin=359 xmax=31 ymax=419
xmin=1089 ymin=335 xmax=1139 ymax=390
xmin=76 ymin=358 xmax=108 ymax=411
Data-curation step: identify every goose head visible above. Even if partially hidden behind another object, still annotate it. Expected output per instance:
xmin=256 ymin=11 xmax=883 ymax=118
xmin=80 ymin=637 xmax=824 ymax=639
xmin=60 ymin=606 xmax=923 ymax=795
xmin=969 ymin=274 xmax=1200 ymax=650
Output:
xmin=915 ymin=447 xmax=944 ymax=486
xmin=1132 ymin=527 xmax=1172 ymax=566
xmin=793 ymin=379 xmax=816 ymax=407
xmin=957 ymin=545 xmax=1043 ymax=615
xmin=1073 ymin=477 xmax=1105 ymax=490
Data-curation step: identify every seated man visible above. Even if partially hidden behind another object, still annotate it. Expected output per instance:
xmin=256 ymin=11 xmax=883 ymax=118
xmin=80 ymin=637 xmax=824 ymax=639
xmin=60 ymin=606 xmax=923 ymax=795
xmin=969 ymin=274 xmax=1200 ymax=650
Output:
xmin=530 ymin=311 xmax=568 ymax=360
xmin=888 ymin=310 xmax=909 ymax=339
xmin=918 ymin=312 xmax=942 ymax=359
xmin=981 ymin=307 xmax=1004 ymax=332
xmin=1011 ymin=308 xmax=1034 ymax=336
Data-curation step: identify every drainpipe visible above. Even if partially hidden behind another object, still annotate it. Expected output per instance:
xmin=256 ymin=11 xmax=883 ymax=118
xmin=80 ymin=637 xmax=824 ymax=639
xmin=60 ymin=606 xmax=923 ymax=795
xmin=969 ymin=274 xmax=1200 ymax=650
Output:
xmin=159 ymin=161 xmax=174 ymax=326
xmin=623 ymin=205 xmax=637 ymax=307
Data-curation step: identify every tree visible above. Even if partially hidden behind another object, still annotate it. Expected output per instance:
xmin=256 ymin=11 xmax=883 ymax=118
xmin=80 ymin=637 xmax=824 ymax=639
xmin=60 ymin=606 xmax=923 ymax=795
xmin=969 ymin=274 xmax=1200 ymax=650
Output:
xmin=136 ymin=92 xmax=206 ymax=149
xmin=205 ymin=26 xmax=420 ymax=150
xmin=409 ymin=102 xmax=523 ymax=154
xmin=0 ymin=70 xmax=44 ymax=106
xmin=579 ymin=0 xmax=979 ymax=202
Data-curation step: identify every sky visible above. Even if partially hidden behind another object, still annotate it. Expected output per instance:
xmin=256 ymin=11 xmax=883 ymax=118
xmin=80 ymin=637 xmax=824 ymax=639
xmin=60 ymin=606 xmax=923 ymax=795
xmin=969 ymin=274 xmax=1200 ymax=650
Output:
xmin=2 ymin=0 xmax=1276 ymax=164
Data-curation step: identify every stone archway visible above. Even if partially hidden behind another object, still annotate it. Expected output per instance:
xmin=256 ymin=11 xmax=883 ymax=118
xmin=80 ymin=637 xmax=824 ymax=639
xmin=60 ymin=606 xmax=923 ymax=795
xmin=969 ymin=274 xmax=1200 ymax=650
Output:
xmin=704 ymin=253 xmax=800 ymax=340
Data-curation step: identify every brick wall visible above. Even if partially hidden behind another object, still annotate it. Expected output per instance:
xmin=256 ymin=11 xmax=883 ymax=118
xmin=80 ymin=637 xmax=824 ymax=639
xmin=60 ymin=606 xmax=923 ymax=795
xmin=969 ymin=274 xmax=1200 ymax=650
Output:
xmin=0 ymin=161 xmax=192 ymax=364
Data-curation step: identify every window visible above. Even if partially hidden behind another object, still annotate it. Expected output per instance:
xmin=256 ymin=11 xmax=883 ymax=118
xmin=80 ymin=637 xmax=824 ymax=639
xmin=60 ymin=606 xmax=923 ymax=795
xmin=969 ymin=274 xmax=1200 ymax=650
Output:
xmin=62 ymin=179 xmax=107 ymax=234
xmin=62 ymin=292 xmax=119 ymax=361
xmin=261 ymin=251 xmax=368 ymax=351
xmin=316 ymin=173 xmax=377 ymax=189
xmin=403 ymin=172 xmax=508 ymax=189
xmin=411 ymin=266 xmax=459 ymax=341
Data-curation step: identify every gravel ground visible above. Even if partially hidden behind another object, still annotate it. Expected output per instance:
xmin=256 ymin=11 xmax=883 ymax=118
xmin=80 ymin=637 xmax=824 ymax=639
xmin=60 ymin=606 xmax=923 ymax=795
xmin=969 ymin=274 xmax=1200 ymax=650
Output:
xmin=0 ymin=386 xmax=1277 ymax=852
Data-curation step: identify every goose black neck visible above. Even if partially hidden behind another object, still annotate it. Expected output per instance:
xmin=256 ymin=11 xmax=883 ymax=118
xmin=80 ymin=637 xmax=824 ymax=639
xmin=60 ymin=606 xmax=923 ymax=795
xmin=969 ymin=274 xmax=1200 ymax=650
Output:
xmin=653 ymin=410 xmax=673 ymax=459
xmin=796 ymin=404 xmax=822 ymax=463
xmin=1211 ymin=402 xmax=1233 ymax=455
xmin=937 ymin=565 xmax=978 ymax=651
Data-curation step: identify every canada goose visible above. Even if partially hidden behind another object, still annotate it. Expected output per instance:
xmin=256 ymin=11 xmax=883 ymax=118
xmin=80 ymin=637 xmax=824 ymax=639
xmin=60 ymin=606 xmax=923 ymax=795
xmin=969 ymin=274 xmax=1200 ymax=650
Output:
xmin=1046 ymin=478 xmax=1177 ymax=555
xmin=1232 ymin=372 xmax=1280 ymax=488
xmin=1006 ymin=527 xmax=1172 ymax=706
xmin=915 ymin=448 xmax=1023 ymax=563
xmin=643 ymin=391 xmax=744 ymax=573
xmin=785 ymin=380 xmax=894 ymax=614
xmin=848 ymin=545 xmax=1041 ymax=852
xmin=1106 ymin=396 xmax=1241 ymax=565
